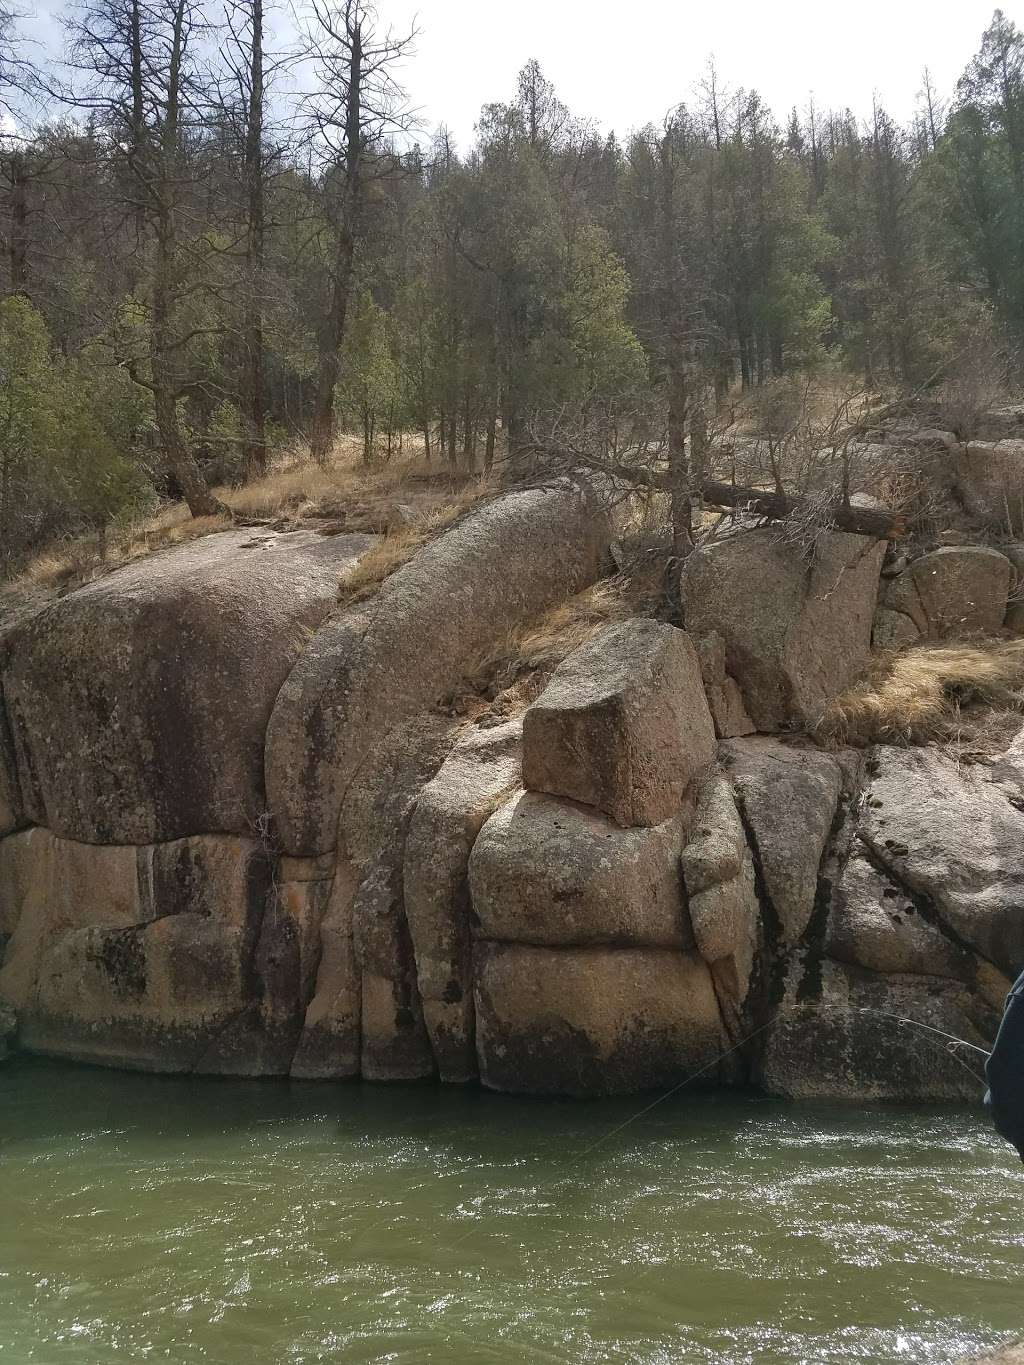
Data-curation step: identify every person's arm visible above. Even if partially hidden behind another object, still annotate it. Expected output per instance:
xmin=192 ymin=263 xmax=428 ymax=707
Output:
xmin=986 ymin=969 xmax=1024 ymax=1160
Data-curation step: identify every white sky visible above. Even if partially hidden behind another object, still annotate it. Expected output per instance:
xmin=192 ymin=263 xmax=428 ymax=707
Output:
xmin=373 ymin=0 xmax=1021 ymax=149
xmin=30 ymin=0 xmax=1022 ymax=145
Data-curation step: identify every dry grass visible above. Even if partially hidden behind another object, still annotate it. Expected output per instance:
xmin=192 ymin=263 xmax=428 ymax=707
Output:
xmin=819 ymin=638 xmax=1024 ymax=748
xmin=336 ymin=479 xmax=491 ymax=607
xmin=19 ymin=507 xmax=226 ymax=590
xmin=443 ymin=567 xmax=664 ymax=724
xmin=5 ymin=434 xmax=490 ymax=600
xmin=507 ymin=579 xmax=641 ymax=673
xmin=223 ymin=434 xmax=446 ymax=522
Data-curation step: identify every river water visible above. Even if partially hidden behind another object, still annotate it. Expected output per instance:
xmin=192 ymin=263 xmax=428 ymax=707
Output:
xmin=0 ymin=1058 xmax=1021 ymax=1364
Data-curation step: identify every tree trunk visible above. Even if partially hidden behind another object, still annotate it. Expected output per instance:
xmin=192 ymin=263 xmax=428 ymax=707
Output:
xmin=310 ymin=17 xmax=362 ymax=466
xmin=9 ymin=151 xmax=27 ymax=294
xmin=666 ymin=339 xmax=690 ymax=560
xmin=485 ymin=409 xmax=497 ymax=472
xmin=240 ymin=0 xmax=268 ymax=479
xmin=150 ymin=0 xmax=225 ymax=520
xmin=310 ymin=224 xmax=355 ymax=465
xmin=700 ymin=479 xmax=904 ymax=538
xmin=462 ymin=395 xmax=476 ymax=472
xmin=154 ymin=385 xmax=224 ymax=517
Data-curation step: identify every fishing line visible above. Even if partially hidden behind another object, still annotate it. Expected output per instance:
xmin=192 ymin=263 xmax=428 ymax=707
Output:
xmin=435 ymin=1000 xmax=993 ymax=1257
xmin=853 ymin=1007 xmax=991 ymax=1057
xmin=571 ymin=1001 xmax=991 ymax=1162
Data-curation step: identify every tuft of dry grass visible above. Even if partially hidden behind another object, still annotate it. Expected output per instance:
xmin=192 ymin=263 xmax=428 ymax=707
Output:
xmin=223 ymin=434 xmax=444 ymax=523
xmin=336 ymin=479 xmax=490 ymax=607
xmin=507 ymin=580 xmax=640 ymax=674
xmin=446 ymin=572 xmax=663 ymax=724
xmin=818 ymin=638 xmax=1024 ymax=748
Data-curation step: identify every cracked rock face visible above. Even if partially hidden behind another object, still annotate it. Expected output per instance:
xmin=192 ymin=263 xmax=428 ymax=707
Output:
xmin=756 ymin=726 xmax=1024 ymax=1101
xmin=721 ymin=738 xmax=843 ymax=947
xmin=0 ymin=829 xmax=270 ymax=1071
xmin=404 ymin=720 xmax=523 ymax=1083
xmin=1 ymin=529 xmax=378 ymax=846
xmin=681 ymin=528 xmax=885 ymax=731
xmin=858 ymin=741 xmax=1024 ymax=977
xmin=0 ymin=498 xmax=1020 ymax=1099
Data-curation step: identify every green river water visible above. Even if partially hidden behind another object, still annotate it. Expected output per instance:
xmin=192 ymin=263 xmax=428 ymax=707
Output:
xmin=0 ymin=1058 xmax=1021 ymax=1364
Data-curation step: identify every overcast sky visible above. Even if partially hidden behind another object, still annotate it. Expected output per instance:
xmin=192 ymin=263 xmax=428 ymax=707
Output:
xmin=358 ymin=0 xmax=1018 ymax=149
xmin=31 ymin=0 xmax=1020 ymax=146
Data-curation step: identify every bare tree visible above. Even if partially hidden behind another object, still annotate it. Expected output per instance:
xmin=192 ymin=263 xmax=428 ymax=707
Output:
xmin=300 ymin=0 xmax=414 ymax=465
xmin=216 ymin=0 xmax=284 ymax=478
xmin=66 ymin=0 xmax=226 ymax=516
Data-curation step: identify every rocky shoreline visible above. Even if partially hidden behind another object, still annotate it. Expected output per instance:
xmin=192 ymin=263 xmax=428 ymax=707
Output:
xmin=1 ymin=448 xmax=1022 ymax=1097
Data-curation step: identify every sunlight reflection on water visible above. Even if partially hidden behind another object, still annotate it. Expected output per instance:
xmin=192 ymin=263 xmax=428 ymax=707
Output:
xmin=0 ymin=1059 xmax=1021 ymax=1364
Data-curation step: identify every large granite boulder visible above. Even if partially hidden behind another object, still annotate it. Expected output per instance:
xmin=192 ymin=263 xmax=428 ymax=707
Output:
xmin=872 ymin=608 xmax=920 ymax=651
xmin=721 ymin=738 xmax=843 ymax=946
xmin=404 ymin=720 xmax=523 ymax=1082
xmin=955 ymin=440 xmax=1024 ymax=534
xmin=758 ymin=956 xmax=995 ymax=1101
xmin=266 ymin=483 xmax=614 ymax=855
xmin=883 ymin=546 xmax=1012 ymax=638
xmin=474 ymin=942 xmax=725 ymax=1095
xmin=0 ymin=828 xmax=270 ymax=1070
xmin=1 ymin=529 xmax=376 ymax=845
xmin=522 ymin=619 xmax=715 ymax=827
xmin=681 ymin=528 xmax=885 ymax=731
xmin=858 ymin=738 xmax=1024 ymax=978
xmin=469 ymin=792 xmax=691 ymax=948
xmin=1001 ymin=543 xmax=1024 ymax=633
xmin=970 ymin=405 xmax=1024 ymax=441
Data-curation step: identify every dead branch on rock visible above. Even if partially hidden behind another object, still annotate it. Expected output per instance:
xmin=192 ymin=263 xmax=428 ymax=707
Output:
xmin=522 ymin=429 xmax=906 ymax=541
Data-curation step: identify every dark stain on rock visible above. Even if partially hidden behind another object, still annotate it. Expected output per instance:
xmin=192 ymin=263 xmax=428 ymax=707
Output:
xmin=94 ymin=929 xmax=147 ymax=998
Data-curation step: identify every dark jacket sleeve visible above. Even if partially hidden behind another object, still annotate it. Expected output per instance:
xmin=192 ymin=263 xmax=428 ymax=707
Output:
xmin=985 ymin=968 xmax=1024 ymax=1160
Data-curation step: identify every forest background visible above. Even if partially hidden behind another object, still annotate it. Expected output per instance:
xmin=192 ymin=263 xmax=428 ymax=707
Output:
xmin=0 ymin=0 xmax=1022 ymax=569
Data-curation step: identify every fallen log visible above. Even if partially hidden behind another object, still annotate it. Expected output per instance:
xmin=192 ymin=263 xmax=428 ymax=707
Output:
xmin=522 ymin=442 xmax=907 ymax=541
xmin=700 ymin=480 xmax=906 ymax=540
